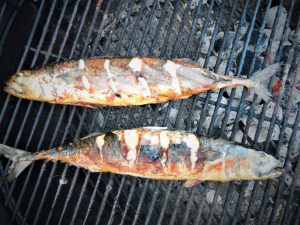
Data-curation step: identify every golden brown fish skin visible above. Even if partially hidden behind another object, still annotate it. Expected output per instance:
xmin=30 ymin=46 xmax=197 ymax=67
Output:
xmin=4 ymin=57 xmax=281 ymax=106
xmin=32 ymin=127 xmax=282 ymax=182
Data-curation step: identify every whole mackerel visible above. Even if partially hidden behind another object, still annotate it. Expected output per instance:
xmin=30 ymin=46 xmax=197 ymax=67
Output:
xmin=0 ymin=127 xmax=283 ymax=187
xmin=4 ymin=57 xmax=281 ymax=106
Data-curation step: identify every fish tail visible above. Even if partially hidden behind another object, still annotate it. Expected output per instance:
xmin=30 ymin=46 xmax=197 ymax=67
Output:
xmin=248 ymin=63 xmax=283 ymax=102
xmin=0 ymin=144 xmax=35 ymax=182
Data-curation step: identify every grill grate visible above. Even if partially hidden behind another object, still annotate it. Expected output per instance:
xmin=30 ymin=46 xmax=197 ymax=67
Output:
xmin=0 ymin=0 xmax=300 ymax=225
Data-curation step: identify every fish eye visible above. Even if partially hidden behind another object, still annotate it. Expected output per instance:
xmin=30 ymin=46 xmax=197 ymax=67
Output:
xmin=16 ymin=73 xmax=24 ymax=77
xmin=259 ymin=152 xmax=268 ymax=162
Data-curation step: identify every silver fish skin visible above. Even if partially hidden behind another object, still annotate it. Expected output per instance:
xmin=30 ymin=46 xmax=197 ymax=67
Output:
xmin=4 ymin=58 xmax=282 ymax=106
xmin=0 ymin=127 xmax=283 ymax=185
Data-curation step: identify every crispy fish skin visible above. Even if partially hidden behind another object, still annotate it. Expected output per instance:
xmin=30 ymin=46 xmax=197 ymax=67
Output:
xmin=4 ymin=57 xmax=282 ymax=106
xmin=0 ymin=127 xmax=283 ymax=186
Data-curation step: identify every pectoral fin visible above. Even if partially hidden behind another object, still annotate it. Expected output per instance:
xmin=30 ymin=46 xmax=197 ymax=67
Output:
xmin=183 ymin=180 xmax=202 ymax=187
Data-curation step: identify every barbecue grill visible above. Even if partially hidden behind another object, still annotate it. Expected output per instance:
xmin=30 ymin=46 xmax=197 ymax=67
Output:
xmin=0 ymin=0 xmax=299 ymax=224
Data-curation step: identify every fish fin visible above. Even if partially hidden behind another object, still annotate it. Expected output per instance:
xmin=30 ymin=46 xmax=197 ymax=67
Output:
xmin=63 ymin=102 xmax=97 ymax=108
xmin=80 ymin=133 xmax=103 ymax=140
xmin=138 ymin=127 xmax=168 ymax=131
xmin=183 ymin=180 xmax=202 ymax=187
xmin=173 ymin=58 xmax=197 ymax=65
xmin=249 ymin=63 xmax=283 ymax=102
xmin=0 ymin=144 xmax=34 ymax=182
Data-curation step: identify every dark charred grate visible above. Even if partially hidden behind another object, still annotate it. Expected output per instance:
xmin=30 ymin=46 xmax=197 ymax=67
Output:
xmin=0 ymin=0 xmax=300 ymax=225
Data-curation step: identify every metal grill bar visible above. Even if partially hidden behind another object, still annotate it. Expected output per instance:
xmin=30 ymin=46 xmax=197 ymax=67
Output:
xmin=82 ymin=173 xmax=102 ymax=225
xmin=144 ymin=181 xmax=161 ymax=225
xmin=169 ymin=184 xmax=184 ymax=225
xmin=132 ymin=179 xmax=150 ymax=225
xmin=69 ymin=0 xmax=92 ymax=58
xmin=223 ymin=1 xmax=273 ymax=223
xmin=126 ymin=0 xmax=147 ymax=56
xmin=1 ymin=1 xmax=44 ymax=223
xmin=70 ymin=171 xmax=91 ymax=225
xmin=0 ymin=2 xmax=7 ymax=22
xmin=294 ymin=200 xmax=300 ymax=225
xmin=194 ymin=183 xmax=209 ymax=225
xmin=253 ymin=21 xmax=297 ymax=225
xmin=194 ymin=0 xmax=215 ymax=61
xmin=148 ymin=0 xmax=170 ymax=55
xmin=42 ymin=0 xmax=69 ymax=64
xmin=21 ymin=104 xmax=56 ymax=225
xmin=106 ymin=176 xmax=126 ymax=225
xmin=44 ymin=107 xmax=76 ymax=225
xmin=183 ymin=0 xmax=203 ymax=56
xmin=57 ymin=110 xmax=88 ymax=225
xmin=6 ymin=2 xmax=56 ymax=211
xmin=277 ymin=109 xmax=300 ymax=225
xmin=119 ymin=177 xmax=137 ymax=225
xmin=230 ymin=0 xmax=270 ymax=141
xmin=80 ymin=0 xmax=103 ymax=58
xmin=32 ymin=107 xmax=67 ymax=225
xmin=246 ymin=7 xmax=296 ymax=225
xmin=208 ymin=0 xmax=238 ymax=143
xmin=94 ymin=174 xmax=114 ymax=225
xmin=90 ymin=0 xmax=113 ymax=56
xmin=160 ymin=0 xmax=180 ymax=57
xmin=156 ymin=181 xmax=173 ymax=225
xmin=114 ymin=0 xmax=135 ymax=55
xmin=269 ymin=42 xmax=299 ymax=225
xmin=280 ymin=109 xmax=300 ymax=223
xmin=6 ymin=1 xmax=87 ymax=223
xmin=0 ymin=0 xmax=25 ymax=55
xmin=40 ymin=2 xmax=111 ymax=224
xmin=31 ymin=0 xmax=58 ymax=67
xmin=137 ymin=0 xmax=159 ymax=55
xmin=4 ymin=103 xmax=44 ymax=207
xmin=182 ymin=186 xmax=197 ymax=225
xmin=171 ymin=0 xmax=192 ymax=57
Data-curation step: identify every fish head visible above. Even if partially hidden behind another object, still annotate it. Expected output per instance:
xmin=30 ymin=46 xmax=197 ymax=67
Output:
xmin=249 ymin=151 xmax=284 ymax=179
xmin=199 ymin=137 xmax=283 ymax=181
xmin=4 ymin=69 xmax=56 ymax=102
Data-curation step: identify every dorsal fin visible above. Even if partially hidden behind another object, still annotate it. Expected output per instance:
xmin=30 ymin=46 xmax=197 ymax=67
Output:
xmin=80 ymin=132 xmax=103 ymax=140
xmin=172 ymin=58 xmax=198 ymax=65
xmin=139 ymin=127 xmax=168 ymax=131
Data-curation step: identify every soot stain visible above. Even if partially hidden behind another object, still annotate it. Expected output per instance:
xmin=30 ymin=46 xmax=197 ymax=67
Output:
xmin=140 ymin=145 xmax=163 ymax=161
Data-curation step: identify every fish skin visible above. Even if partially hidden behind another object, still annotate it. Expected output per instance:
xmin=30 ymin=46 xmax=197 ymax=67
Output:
xmin=0 ymin=127 xmax=283 ymax=185
xmin=4 ymin=57 xmax=281 ymax=106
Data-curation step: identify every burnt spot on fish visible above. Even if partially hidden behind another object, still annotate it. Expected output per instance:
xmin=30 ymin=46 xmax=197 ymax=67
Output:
xmin=95 ymin=132 xmax=123 ymax=162
xmin=56 ymin=146 xmax=64 ymax=152
xmin=169 ymin=142 xmax=189 ymax=152
xmin=205 ymin=70 xmax=219 ymax=80
xmin=198 ymin=150 xmax=222 ymax=162
xmin=134 ymin=71 xmax=144 ymax=79
xmin=167 ymin=141 xmax=191 ymax=166
xmin=139 ymin=145 xmax=163 ymax=161
xmin=16 ymin=72 xmax=24 ymax=77
xmin=114 ymin=93 xmax=121 ymax=98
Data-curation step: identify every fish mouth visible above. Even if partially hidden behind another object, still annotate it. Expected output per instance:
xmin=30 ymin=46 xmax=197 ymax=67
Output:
xmin=258 ymin=164 xmax=284 ymax=179
xmin=263 ymin=168 xmax=284 ymax=178
xmin=3 ymin=83 xmax=24 ymax=97
xmin=3 ymin=77 xmax=25 ymax=97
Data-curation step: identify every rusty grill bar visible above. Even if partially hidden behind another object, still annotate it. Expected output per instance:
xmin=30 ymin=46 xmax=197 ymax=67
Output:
xmin=0 ymin=0 xmax=299 ymax=225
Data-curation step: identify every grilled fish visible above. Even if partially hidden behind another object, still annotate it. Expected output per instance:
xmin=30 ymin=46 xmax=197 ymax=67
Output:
xmin=0 ymin=127 xmax=283 ymax=186
xmin=4 ymin=57 xmax=282 ymax=106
